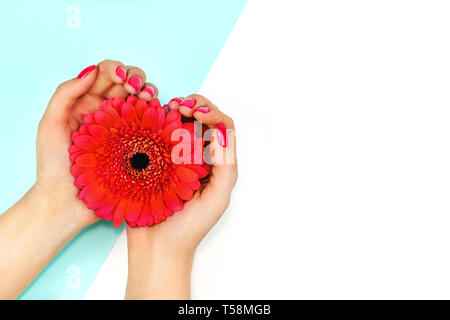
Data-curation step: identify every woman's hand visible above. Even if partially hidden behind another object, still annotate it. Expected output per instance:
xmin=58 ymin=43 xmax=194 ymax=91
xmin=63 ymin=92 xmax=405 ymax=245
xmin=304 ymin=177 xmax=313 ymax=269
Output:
xmin=126 ymin=95 xmax=237 ymax=299
xmin=0 ymin=60 xmax=157 ymax=299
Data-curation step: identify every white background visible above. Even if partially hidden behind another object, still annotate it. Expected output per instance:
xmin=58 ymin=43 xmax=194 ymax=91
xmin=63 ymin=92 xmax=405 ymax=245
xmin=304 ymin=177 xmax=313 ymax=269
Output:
xmin=86 ymin=0 xmax=450 ymax=299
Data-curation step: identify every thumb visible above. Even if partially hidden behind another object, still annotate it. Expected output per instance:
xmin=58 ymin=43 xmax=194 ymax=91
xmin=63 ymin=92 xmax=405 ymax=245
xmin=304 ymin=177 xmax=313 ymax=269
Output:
xmin=45 ymin=65 xmax=97 ymax=122
xmin=204 ymin=123 xmax=238 ymax=197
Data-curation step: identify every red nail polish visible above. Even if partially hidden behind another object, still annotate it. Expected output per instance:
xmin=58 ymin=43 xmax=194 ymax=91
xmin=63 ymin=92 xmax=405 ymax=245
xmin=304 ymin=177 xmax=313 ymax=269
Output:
xmin=170 ymin=97 xmax=183 ymax=103
xmin=216 ymin=123 xmax=228 ymax=147
xmin=194 ymin=107 xmax=210 ymax=113
xmin=180 ymin=98 xmax=196 ymax=108
xmin=128 ymin=75 xmax=143 ymax=92
xmin=142 ymin=86 xmax=155 ymax=97
xmin=116 ymin=66 xmax=127 ymax=82
xmin=77 ymin=65 xmax=96 ymax=79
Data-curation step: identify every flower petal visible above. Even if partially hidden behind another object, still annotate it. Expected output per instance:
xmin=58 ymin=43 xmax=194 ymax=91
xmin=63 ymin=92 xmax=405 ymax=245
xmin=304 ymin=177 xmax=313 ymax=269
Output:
xmin=70 ymin=164 xmax=86 ymax=178
xmin=182 ymin=122 xmax=195 ymax=134
xmin=163 ymin=188 xmax=183 ymax=212
xmin=161 ymin=120 xmax=182 ymax=141
xmin=149 ymin=98 xmax=161 ymax=109
xmin=79 ymin=125 xmax=89 ymax=135
xmin=164 ymin=208 xmax=174 ymax=217
xmin=76 ymin=170 xmax=97 ymax=186
xmin=95 ymin=110 xmax=114 ymax=128
xmin=87 ymin=199 xmax=103 ymax=210
xmin=68 ymin=144 xmax=82 ymax=154
xmin=127 ymin=95 xmax=138 ymax=105
xmin=154 ymin=215 xmax=166 ymax=224
xmin=142 ymin=108 xmax=157 ymax=129
xmin=174 ymin=181 xmax=194 ymax=200
xmin=84 ymin=184 xmax=106 ymax=204
xmin=70 ymin=151 xmax=83 ymax=164
xmin=136 ymin=203 xmax=150 ymax=227
xmin=164 ymin=110 xmax=181 ymax=128
xmin=105 ymin=105 xmax=128 ymax=128
xmin=113 ymin=200 xmax=128 ymax=227
xmin=186 ymin=180 xmax=201 ymax=190
xmin=83 ymin=113 xmax=96 ymax=125
xmin=74 ymin=135 xmax=100 ymax=151
xmin=135 ymin=99 xmax=148 ymax=119
xmin=126 ymin=201 xmax=142 ymax=223
xmin=147 ymin=215 xmax=155 ymax=226
xmin=186 ymin=164 xmax=209 ymax=178
xmin=73 ymin=178 xmax=84 ymax=189
xmin=150 ymin=191 xmax=164 ymax=217
xmin=98 ymin=195 xmax=119 ymax=220
xmin=127 ymin=220 xmax=137 ymax=228
xmin=71 ymin=131 xmax=80 ymax=142
xmin=75 ymin=153 xmax=97 ymax=167
xmin=88 ymin=125 xmax=109 ymax=142
xmin=155 ymin=106 xmax=165 ymax=129
xmin=121 ymin=102 xmax=138 ymax=123
xmin=112 ymin=97 xmax=125 ymax=108
xmin=175 ymin=166 xmax=199 ymax=182
xmin=99 ymin=100 xmax=109 ymax=111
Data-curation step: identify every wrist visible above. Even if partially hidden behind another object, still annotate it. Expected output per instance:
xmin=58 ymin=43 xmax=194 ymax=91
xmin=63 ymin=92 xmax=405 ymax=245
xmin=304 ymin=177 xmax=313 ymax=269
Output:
xmin=29 ymin=183 xmax=94 ymax=232
xmin=0 ymin=184 xmax=88 ymax=298
xmin=127 ymin=226 xmax=197 ymax=260
xmin=126 ymin=228 xmax=195 ymax=299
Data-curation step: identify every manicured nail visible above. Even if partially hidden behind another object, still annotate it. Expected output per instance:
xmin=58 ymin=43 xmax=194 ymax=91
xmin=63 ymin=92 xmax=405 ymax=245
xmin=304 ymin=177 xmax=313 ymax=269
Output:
xmin=180 ymin=98 xmax=196 ymax=108
xmin=170 ymin=97 xmax=183 ymax=103
xmin=168 ymin=100 xmax=179 ymax=110
xmin=194 ymin=106 xmax=210 ymax=113
xmin=216 ymin=123 xmax=228 ymax=147
xmin=115 ymin=66 xmax=127 ymax=82
xmin=128 ymin=75 xmax=143 ymax=92
xmin=142 ymin=86 xmax=155 ymax=97
xmin=77 ymin=65 xmax=96 ymax=79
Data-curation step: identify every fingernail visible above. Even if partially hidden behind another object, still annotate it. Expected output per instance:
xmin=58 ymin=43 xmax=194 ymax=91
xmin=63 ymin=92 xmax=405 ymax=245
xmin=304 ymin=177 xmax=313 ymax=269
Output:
xmin=170 ymin=97 xmax=183 ymax=103
xmin=128 ymin=75 xmax=143 ymax=92
xmin=194 ymin=107 xmax=210 ymax=113
xmin=180 ymin=98 xmax=196 ymax=108
xmin=115 ymin=66 xmax=127 ymax=82
xmin=77 ymin=65 xmax=96 ymax=79
xmin=216 ymin=123 xmax=228 ymax=147
xmin=168 ymin=100 xmax=179 ymax=110
xmin=142 ymin=86 xmax=155 ymax=97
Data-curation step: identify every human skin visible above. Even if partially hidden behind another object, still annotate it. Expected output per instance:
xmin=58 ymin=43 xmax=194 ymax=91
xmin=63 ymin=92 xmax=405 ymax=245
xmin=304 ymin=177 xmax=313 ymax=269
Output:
xmin=125 ymin=95 xmax=237 ymax=299
xmin=0 ymin=60 xmax=237 ymax=300
xmin=0 ymin=60 xmax=156 ymax=299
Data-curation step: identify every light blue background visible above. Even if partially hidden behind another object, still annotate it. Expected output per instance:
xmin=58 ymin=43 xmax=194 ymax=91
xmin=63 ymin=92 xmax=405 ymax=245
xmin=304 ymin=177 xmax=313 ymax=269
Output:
xmin=0 ymin=0 xmax=246 ymax=299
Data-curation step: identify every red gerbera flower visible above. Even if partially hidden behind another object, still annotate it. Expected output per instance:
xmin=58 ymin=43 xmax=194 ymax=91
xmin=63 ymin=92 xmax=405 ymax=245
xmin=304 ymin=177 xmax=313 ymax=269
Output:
xmin=69 ymin=96 xmax=209 ymax=228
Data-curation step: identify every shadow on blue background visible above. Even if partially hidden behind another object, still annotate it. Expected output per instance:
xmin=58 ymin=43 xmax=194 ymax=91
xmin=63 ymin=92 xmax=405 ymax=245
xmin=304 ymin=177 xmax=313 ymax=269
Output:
xmin=0 ymin=0 xmax=246 ymax=299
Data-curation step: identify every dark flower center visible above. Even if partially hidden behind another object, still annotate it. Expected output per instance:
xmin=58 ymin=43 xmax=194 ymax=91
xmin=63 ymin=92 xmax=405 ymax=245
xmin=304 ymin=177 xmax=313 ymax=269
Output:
xmin=130 ymin=152 xmax=150 ymax=171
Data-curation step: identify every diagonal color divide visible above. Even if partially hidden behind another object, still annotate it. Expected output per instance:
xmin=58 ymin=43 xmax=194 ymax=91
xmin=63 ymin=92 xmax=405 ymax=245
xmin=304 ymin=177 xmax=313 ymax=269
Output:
xmin=0 ymin=0 xmax=246 ymax=299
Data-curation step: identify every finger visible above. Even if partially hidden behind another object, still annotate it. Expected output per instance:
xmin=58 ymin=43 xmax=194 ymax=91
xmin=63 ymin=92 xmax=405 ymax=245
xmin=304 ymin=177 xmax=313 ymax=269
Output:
xmin=104 ymin=83 xmax=128 ymax=99
xmin=123 ymin=66 xmax=146 ymax=94
xmin=88 ymin=60 xmax=127 ymax=97
xmin=45 ymin=65 xmax=98 ymax=122
xmin=176 ymin=97 xmax=197 ymax=118
xmin=197 ymin=126 xmax=238 ymax=200
xmin=163 ymin=97 xmax=182 ymax=115
xmin=70 ymin=94 xmax=104 ymax=122
xmin=137 ymin=82 xmax=159 ymax=101
xmin=188 ymin=94 xmax=235 ymax=129
xmin=177 ymin=94 xmax=238 ymax=195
